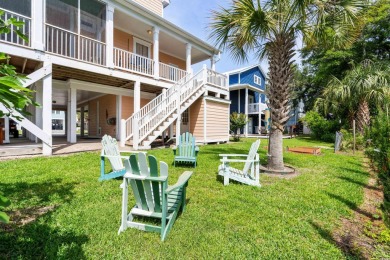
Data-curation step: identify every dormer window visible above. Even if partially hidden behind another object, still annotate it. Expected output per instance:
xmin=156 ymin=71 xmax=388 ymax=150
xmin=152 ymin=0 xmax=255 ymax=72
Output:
xmin=254 ymin=75 xmax=262 ymax=86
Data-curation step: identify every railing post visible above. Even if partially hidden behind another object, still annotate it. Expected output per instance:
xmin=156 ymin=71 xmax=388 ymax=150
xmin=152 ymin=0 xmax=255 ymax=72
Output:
xmin=32 ymin=0 xmax=45 ymax=50
xmin=133 ymin=117 xmax=139 ymax=150
xmin=106 ymin=5 xmax=115 ymax=68
xmin=120 ymin=119 xmax=126 ymax=147
xmin=202 ymin=64 xmax=208 ymax=85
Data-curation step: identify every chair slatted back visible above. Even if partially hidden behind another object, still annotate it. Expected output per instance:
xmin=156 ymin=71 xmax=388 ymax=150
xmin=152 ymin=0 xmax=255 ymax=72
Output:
xmin=178 ymin=132 xmax=196 ymax=158
xmin=129 ymin=154 xmax=168 ymax=213
xmin=101 ymin=135 xmax=123 ymax=171
xmin=242 ymin=139 xmax=261 ymax=175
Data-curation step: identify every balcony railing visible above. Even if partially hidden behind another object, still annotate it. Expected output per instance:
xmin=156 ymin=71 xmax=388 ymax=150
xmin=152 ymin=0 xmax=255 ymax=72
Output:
xmin=45 ymin=24 xmax=106 ymax=66
xmin=206 ymin=69 xmax=228 ymax=90
xmin=248 ymin=103 xmax=268 ymax=114
xmin=159 ymin=62 xmax=188 ymax=82
xmin=0 ymin=8 xmax=30 ymax=47
xmin=114 ymin=47 xmax=154 ymax=77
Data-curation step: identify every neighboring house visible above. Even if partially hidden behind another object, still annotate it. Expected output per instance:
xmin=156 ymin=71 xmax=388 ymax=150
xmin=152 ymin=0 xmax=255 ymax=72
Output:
xmin=52 ymin=110 xmax=65 ymax=135
xmin=226 ymin=65 xmax=267 ymax=135
xmin=285 ymin=99 xmax=311 ymax=135
xmin=0 ymin=0 xmax=230 ymax=155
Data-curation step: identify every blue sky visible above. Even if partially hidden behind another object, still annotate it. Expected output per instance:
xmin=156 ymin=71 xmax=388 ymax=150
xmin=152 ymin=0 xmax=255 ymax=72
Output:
xmin=163 ymin=1 xmax=269 ymax=74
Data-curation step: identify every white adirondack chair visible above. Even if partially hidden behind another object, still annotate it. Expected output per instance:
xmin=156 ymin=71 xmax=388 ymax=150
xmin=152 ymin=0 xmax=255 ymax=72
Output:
xmin=218 ymin=139 xmax=261 ymax=186
xmin=100 ymin=135 xmax=129 ymax=181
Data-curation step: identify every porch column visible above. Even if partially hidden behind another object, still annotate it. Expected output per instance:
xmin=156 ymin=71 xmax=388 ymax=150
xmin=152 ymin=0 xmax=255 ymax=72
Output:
xmin=3 ymin=117 xmax=10 ymax=143
xmin=210 ymin=56 xmax=216 ymax=71
xmin=244 ymin=88 xmax=248 ymax=137
xmin=32 ymin=0 xmax=44 ymax=50
xmin=42 ymin=62 xmax=52 ymax=155
xmin=35 ymin=82 xmax=43 ymax=143
xmin=134 ymin=80 xmax=141 ymax=112
xmin=106 ymin=5 xmax=115 ymax=68
xmin=153 ymin=26 xmax=160 ymax=79
xmin=116 ymin=95 xmax=122 ymax=140
xmin=186 ymin=43 xmax=191 ymax=73
xmin=80 ymin=106 xmax=85 ymax=137
xmin=169 ymin=124 xmax=174 ymax=138
xmin=69 ymin=87 xmax=77 ymax=143
xmin=66 ymin=101 xmax=70 ymax=142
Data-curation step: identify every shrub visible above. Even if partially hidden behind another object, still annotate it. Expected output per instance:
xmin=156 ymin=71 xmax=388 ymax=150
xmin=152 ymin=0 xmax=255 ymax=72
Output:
xmin=230 ymin=112 xmax=247 ymax=141
xmin=365 ymin=111 xmax=390 ymax=226
xmin=300 ymin=111 xmax=339 ymax=142
xmin=339 ymin=129 xmax=365 ymax=151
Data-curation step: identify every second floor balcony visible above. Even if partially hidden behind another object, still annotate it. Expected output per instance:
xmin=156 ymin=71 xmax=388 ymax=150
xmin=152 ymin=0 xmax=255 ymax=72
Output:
xmin=0 ymin=1 xmax=224 ymax=87
xmin=248 ymin=103 xmax=268 ymax=114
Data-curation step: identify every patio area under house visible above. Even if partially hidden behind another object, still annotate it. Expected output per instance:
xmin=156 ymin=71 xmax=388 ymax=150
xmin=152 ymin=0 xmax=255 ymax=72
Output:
xmin=0 ymin=0 xmax=230 ymax=156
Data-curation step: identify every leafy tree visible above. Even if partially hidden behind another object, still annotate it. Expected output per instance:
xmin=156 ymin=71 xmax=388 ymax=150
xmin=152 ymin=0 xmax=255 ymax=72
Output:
xmin=210 ymin=0 xmax=364 ymax=170
xmin=0 ymin=10 xmax=37 ymax=119
xmin=230 ymin=112 xmax=247 ymax=141
xmin=315 ymin=60 xmax=390 ymax=133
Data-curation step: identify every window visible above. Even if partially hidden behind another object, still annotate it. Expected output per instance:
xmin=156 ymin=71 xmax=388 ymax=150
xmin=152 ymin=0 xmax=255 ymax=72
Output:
xmin=254 ymin=75 xmax=262 ymax=85
xmin=134 ymin=38 xmax=151 ymax=58
xmin=181 ymin=109 xmax=189 ymax=125
xmin=0 ymin=0 xmax=31 ymax=17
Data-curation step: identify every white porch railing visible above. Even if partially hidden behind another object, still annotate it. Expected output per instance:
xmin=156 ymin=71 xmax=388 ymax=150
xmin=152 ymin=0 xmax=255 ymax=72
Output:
xmin=113 ymin=47 xmax=154 ymax=77
xmin=159 ymin=62 xmax=188 ymax=82
xmin=45 ymin=24 xmax=106 ymax=66
xmin=206 ymin=69 xmax=228 ymax=90
xmin=248 ymin=103 xmax=268 ymax=114
xmin=0 ymin=8 xmax=31 ymax=47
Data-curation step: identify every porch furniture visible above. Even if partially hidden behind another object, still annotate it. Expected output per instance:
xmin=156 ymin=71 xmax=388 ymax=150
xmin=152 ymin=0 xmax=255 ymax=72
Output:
xmin=173 ymin=132 xmax=199 ymax=167
xmin=218 ymin=139 xmax=261 ymax=186
xmin=99 ymin=135 xmax=128 ymax=181
xmin=118 ymin=153 xmax=193 ymax=241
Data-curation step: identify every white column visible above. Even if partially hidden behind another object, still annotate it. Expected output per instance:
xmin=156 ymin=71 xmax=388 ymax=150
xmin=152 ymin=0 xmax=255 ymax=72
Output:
xmin=66 ymin=101 xmax=70 ymax=142
xmin=245 ymin=88 xmax=248 ymax=136
xmin=70 ymin=87 xmax=77 ymax=143
xmin=211 ymin=56 xmax=216 ymax=71
xmin=3 ymin=117 xmax=10 ymax=143
xmin=35 ymin=82 xmax=43 ymax=143
xmin=169 ymin=124 xmax=174 ymax=138
xmin=153 ymin=26 xmax=160 ymax=79
xmin=134 ymin=80 xmax=141 ymax=112
xmin=80 ymin=106 xmax=85 ymax=137
xmin=42 ymin=62 xmax=52 ymax=155
xmin=106 ymin=5 xmax=115 ymax=68
xmin=116 ymin=95 xmax=122 ymax=140
xmin=186 ymin=43 xmax=192 ymax=73
xmin=32 ymin=0 xmax=44 ymax=50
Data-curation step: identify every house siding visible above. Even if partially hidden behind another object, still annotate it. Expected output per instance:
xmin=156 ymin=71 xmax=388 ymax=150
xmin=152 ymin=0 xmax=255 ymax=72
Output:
xmin=133 ymin=0 xmax=163 ymax=16
xmin=114 ymin=28 xmax=134 ymax=51
xmin=205 ymin=100 xmax=229 ymax=141
xmin=88 ymin=95 xmax=116 ymax=137
xmin=230 ymin=90 xmax=239 ymax=113
xmin=121 ymin=96 xmax=152 ymax=119
xmin=189 ymin=98 xmax=204 ymax=142
xmin=159 ymin=52 xmax=185 ymax=70
xmin=229 ymin=74 xmax=239 ymax=85
xmin=240 ymin=67 xmax=265 ymax=91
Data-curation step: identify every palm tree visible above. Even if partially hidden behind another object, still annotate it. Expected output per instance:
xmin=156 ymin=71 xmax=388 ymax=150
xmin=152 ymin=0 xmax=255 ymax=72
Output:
xmin=209 ymin=0 xmax=364 ymax=170
xmin=316 ymin=60 xmax=390 ymax=133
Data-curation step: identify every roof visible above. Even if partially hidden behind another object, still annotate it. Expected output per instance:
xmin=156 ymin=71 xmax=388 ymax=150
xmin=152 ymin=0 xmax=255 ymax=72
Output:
xmin=224 ymin=64 xmax=267 ymax=77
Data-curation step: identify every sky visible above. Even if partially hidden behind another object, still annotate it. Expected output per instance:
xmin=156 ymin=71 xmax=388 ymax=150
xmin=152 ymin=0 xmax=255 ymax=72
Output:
xmin=163 ymin=1 xmax=269 ymax=74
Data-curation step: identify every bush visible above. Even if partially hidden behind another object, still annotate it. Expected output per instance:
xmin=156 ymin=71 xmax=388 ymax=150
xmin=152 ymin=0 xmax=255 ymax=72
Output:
xmin=300 ymin=111 xmax=339 ymax=142
xmin=365 ymin=111 xmax=390 ymax=226
xmin=339 ymin=129 xmax=365 ymax=151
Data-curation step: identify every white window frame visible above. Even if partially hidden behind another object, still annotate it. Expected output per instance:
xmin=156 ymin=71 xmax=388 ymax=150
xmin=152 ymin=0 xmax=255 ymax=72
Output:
xmin=254 ymin=75 xmax=262 ymax=86
xmin=133 ymin=37 xmax=151 ymax=58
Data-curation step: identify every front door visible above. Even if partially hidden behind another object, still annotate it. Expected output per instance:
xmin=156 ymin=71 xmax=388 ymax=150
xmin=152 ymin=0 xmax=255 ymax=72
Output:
xmin=248 ymin=117 xmax=253 ymax=134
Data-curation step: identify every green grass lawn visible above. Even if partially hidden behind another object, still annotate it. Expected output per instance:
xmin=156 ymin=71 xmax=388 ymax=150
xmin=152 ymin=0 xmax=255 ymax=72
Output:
xmin=0 ymin=137 xmax=369 ymax=259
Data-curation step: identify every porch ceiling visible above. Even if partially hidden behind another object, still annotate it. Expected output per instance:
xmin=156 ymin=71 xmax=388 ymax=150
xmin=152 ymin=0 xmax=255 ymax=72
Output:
xmin=115 ymin=11 xmax=212 ymax=64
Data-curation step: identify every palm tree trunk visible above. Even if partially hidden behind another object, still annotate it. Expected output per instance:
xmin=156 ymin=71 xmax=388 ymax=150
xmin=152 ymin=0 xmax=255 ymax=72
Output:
xmin=267 ymin=32 xmax=295 ymax=170
xmin=356 ymin=99 xmax=370 ymax=133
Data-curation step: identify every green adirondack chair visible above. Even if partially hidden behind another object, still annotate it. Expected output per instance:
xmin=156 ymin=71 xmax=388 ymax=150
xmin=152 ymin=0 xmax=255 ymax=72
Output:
xmin=118 ymin=153 xmax=193 ymax=241
xmin=100 ymin=135 xmax=129 ymax=181
xmin=173 ymin=132 xmax=199 ymax=167
xmin=218 ymin=139 xmax=261 ymax=187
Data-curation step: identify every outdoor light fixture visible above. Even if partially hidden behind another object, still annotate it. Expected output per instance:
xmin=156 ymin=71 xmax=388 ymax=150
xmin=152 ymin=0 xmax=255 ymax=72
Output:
xmin=147 ymin=29 xmax=152 ymax=35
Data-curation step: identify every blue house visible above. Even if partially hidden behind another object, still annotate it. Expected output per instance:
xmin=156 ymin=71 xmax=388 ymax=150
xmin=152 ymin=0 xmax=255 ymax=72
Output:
xmin=225 ymin=65 xmax=267 ymax=135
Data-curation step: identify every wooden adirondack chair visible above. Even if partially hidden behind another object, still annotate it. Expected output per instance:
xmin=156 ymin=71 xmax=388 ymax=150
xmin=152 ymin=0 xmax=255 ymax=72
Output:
xmin=100 ymin=135 xmax=129 ymax=181
xmin=118 ymin=153 xmax=193 ymax=241
xmin=173 ymin=132 xmax=199 ymax=167
xmin=218 ymin=139 xmax=261 ymax=186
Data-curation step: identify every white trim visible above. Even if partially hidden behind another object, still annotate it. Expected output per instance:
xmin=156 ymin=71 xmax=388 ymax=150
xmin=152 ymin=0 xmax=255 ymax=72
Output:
xmin=116 ymin=95 xmax=122 ymax=140
xmin=96 ymin=101 xmax=100 ymax=136
xmin=229 ymin=84 xmax=265 ymax=93
xmin=70 ymin=87 xmax=77 ymax=143
xmin=238 ymin=89 xmax=240 ymax=113
xmin=204 ymin=96 xmax=231 ymax=104
xmin=203 ymin=98 xmax=207 ymax=144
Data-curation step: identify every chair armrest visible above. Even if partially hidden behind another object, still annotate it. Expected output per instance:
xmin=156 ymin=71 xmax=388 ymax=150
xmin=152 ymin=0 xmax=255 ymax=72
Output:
xmin=219 ymin=154 xmax=248 ymax=157
xmin=123 ymin=172 xmax=168 ymax=182
xmin=165 ymin=171 xmax=193 ymax=194
xmin=220 ymin=159 xmax=259 ymax=163
xmin=102 ymin=155 xmax=130 ymax=160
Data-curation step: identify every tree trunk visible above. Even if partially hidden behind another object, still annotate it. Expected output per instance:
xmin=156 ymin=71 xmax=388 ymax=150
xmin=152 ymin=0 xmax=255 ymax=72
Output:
xmin=355 ymin=99 xmax=370 ymax=133
xmin=266 ymin=32 xmax=295 ymax=170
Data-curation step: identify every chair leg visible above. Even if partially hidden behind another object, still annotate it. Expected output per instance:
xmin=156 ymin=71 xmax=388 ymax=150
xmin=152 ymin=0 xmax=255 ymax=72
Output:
xmin=118 ymin=178 xmax=128 ymax=234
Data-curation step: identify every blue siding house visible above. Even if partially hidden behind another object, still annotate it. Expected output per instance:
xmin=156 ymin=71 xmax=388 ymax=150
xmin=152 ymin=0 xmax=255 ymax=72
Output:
xmin=225 ymin=65 xmax=267 ymax=135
